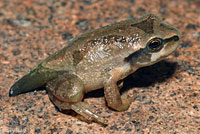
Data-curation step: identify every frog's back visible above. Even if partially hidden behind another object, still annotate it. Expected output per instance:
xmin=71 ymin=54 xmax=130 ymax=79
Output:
xmin=42 ymin=17 xmax=145 ymax=72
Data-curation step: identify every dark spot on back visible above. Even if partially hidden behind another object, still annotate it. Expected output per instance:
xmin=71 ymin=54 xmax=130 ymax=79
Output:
xmin=72 ymin=50 xmax=84 ymax=65
xmin=131 ymin=15 xmax=155 ymax=33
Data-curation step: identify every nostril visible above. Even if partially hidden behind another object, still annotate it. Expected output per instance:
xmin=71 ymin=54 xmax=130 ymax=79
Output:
xmin=173 ymin=36 xmax=179 ymax=41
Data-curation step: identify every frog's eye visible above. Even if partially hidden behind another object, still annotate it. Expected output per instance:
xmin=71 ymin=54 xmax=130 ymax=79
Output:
xmin=147 ymin=38 xmax=163 ymax=52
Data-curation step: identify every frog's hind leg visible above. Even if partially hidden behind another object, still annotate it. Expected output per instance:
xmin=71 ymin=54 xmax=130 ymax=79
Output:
xmin=46 ymin=74 xmax=107 ymax=124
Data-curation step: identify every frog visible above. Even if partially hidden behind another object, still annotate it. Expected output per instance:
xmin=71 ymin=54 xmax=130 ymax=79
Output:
xmin=9 ymin=14 xmax=180 ymax=124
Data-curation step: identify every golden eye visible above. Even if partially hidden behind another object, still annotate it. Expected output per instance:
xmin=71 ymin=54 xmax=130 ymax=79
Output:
xmin=147 ymin=38 xmax=163 ymax=52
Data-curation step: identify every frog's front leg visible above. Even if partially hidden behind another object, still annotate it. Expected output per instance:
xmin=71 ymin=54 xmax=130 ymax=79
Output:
xmin=103 ymin=66 xmax=136 ymax=111
xmin=46 ymin=74 xmax=107 ymax=124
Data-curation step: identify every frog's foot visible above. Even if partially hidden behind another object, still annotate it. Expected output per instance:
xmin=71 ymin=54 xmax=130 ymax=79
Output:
xmin=71 ymin=102 xmax=108 ymax=125
xmin=118 ymin=90 xmax=137 ymax=111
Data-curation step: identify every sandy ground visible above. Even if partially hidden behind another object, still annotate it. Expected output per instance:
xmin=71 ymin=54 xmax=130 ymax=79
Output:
xmin=0 ymin=0 xmax=199 ymax=134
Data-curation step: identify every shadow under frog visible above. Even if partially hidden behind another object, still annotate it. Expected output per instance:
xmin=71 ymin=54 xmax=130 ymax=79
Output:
xmin=85 ymin=60 xmax=178 ymax=98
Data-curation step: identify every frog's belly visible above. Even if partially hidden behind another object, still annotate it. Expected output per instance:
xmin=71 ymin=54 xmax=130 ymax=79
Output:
xmin=74 ymin=68 xmax=104 ymax=93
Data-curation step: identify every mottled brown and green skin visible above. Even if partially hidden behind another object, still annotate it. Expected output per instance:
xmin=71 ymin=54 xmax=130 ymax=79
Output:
xmin=9 ymin=14 xmax=180 ymax=124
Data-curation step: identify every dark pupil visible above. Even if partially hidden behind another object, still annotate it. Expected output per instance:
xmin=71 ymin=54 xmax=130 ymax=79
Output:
xmin=148 ymin=38 xmax=162 ymax=51
xmin=150 ymin=41 xmax=160 ymax=49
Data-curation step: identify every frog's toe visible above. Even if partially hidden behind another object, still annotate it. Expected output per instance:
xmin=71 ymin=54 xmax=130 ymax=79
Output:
xmin=117 ymin=80 xmax=124 ymax=89
xmin=121 ymin=90 xmax=137 ymax=103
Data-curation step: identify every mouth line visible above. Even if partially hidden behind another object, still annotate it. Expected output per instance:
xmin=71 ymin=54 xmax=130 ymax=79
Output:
xmin=164 ymin=35 xmax=179 ymax=44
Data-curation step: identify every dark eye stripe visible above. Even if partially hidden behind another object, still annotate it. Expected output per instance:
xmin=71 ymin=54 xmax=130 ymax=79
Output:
xmin=164 ymin=35 xmax=179 ymax=43
xmin=124 ymin=47 xmax=151 ymax=65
